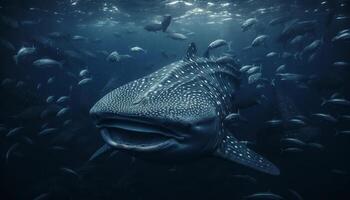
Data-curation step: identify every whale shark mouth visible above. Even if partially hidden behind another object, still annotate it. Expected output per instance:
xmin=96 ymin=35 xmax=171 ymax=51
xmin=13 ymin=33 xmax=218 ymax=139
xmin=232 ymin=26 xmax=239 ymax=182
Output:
xmin=96 ymin=117 xmax=182 ymax=152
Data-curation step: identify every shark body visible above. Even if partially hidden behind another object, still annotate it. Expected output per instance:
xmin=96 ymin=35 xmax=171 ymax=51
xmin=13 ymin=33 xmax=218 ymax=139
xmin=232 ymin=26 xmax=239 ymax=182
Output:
xmin=90 ymin=55 xmax=279 ymax=175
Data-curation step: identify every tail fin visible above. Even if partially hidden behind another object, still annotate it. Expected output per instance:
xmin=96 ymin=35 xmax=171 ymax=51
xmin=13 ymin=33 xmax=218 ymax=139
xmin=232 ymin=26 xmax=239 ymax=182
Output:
xmin=161 ymin=15 xmax=172 ymax=32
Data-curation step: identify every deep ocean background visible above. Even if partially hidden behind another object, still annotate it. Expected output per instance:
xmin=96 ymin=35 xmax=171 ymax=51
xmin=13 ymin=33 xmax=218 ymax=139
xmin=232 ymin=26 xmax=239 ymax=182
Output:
xmin=0 ymin=0 xmax=350 ymax=199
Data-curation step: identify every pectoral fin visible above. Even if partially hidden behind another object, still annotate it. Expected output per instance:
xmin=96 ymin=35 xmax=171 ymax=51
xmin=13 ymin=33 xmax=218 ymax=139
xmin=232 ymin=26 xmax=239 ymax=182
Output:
xmin=214 ymin=134 xmax=280 ymax=175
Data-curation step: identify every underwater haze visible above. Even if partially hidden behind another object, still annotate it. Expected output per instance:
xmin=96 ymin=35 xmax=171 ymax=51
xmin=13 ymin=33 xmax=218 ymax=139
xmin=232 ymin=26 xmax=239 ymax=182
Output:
xmin=1 ymin=0 xmax=350 ymax=199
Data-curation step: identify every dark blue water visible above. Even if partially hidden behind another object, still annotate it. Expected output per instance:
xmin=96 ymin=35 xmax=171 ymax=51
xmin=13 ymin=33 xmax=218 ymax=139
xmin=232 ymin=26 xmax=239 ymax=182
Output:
xmin=0 ymin=0 xmax=350 ymax=199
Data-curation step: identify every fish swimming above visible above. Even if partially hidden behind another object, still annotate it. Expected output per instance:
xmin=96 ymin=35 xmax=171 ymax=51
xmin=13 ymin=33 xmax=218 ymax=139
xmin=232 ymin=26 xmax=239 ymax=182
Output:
xmin=144 ymin=15 xmax=172 ymax=32
xmin=167 ymin=32 xmax=188 ymax=41
xmin=241 ymin=18 xmax=258 ymax=32
xmin=90 ymin=43 xmax=280 ymax=175
xmin=204 ymin=39 xmax=229 ymax=58
xmin=277 ymin=20 xmax=317 ymax=43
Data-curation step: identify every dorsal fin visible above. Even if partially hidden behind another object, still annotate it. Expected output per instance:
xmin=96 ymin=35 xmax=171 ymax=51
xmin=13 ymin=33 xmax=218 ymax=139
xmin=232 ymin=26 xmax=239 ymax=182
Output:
xmin=214 ymin=133 xmax=280 ymax=175
xmin=185 ymin=42 xmax=197 ymax=60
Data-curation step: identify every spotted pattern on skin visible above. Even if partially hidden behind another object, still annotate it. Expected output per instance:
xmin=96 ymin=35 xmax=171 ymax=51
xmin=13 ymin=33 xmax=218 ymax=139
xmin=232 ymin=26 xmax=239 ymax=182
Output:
xmin=91 ymin=57 xmax=279 ymax=175
xmin=91 ymin=58 xmax=238 ymax=125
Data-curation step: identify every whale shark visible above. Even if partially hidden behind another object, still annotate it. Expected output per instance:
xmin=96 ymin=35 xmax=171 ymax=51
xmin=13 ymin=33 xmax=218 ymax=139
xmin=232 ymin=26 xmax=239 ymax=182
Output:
xmin=90 ymin=46 xmax=280 ymax=175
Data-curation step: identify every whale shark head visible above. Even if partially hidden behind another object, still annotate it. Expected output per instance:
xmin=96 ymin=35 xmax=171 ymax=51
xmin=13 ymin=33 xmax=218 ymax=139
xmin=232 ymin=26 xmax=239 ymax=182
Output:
xmin=90 ymin=58 xmax=280 ymax=175
xmin=90 ymin=59 xmax=225 ymax=159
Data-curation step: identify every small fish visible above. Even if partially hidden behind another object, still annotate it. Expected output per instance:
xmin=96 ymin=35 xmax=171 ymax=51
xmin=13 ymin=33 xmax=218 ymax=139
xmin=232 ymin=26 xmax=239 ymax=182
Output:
xmin=89 ymin=144 xmax=112 ymax=161
xmin=244 ymin=192 xmax=285 ymax=200
xmin=287 ymin=118 xmax=307 ymax=129
xmin=60 ymin=167 xmax=80 ymax=179
xmin=32 ymin=193 xmax=50 ymax=200
xmin=6 ymin=143 xmax=20 ymax=164
xmin=281 ymin=52 xmax=293 ymax=59
xmin=256 ymin=84 xmax=265 ymax=89
xmin=336 ymin=130 xmax=350 ymax=136
xmin=106 ymin=51 xmax=131 ymax=62
xmin=224 ymin=110 xmax=248 ymax=125
xmin=275 ymin=73 xmax=308 ymax=82
xmin=265 ymin=119 xmax=283 ymax=127
xmin=48 ymin=31 xmax=70 ymax=40
xmin=282 ymin=147 xmax=304 ymax=154
xmin=240 ymin=65 xmax=253 ymax=72
xmin=130 ymin=46 xmax=147 ymax=53
xmin=246 ymin=35 xmax=268 ymax=49
xmin=331 ymin=169 xmax=348 ymax=175
xmin=246 ymin=66 xmax=260 ymax=75
xmin=21 ymin=136 xmax=34 ymax=145
xmin=167 ymin=32 xmax=187 ymax=41
xmin=36 ymin=83 xmax=42 ymax=90
xmin=38 ymin=128 xmax=58 ymax=136
xmin=312 ymin=113 xmax=337 ymax=123
xmin=32 ymin=58 xmax=62 ymax=68
xmin=56 ymin=107 xmax=70 ymax=117
xmin=269 ymin=16 xmax=290 ymax=26
xmin=290 ymin=35 xmax=305 ymax=46
xmin=332 ymin=61 xmax=350 ymax=68
xmin=241 ymin=18 xmax=258 ymax=32
xmin=280 ymin=138 xmax=306 ymax=148
xmin=204 ymin=39 xmax=228 ymax=57
xmin=215 ymin=55 xmax=237 ymax=66
xmin=301 ymin=39 xmax=323 ymax=58
xmin=339 ymin=115 xmax=350 ymax=121
xmin=278 ymin=20 xmax=317 ymax=43
xmin=275 ymin=64 xmax=286 ymax=73
xmin=1 ymin=78 xmax=14 ymax=87
xmin=321 ymin=98 xmax=350 ymax=107
xmin=266 ymin=52 xmax=278 ymax=58
xmin=56 ymin=96 xmax=70 ymax=104
xmin=78 ymin=78 xmax=93 ymax=86
xmin=46 ymin=96 xmax=55 ymax=103
xmin=288 ymin=189 xmax=303 ymax=200
xmin=168 ymin=166 xmax=177 ymax=172
xmin=13 ymin=46 xmax=37 ymax=64
xmin=108 ymin=150 xmax=119 ymax=159
xmin=248 ymin=73 xmax=262 ymax=84
xmin=41 ymin=123 xmax=49 ymax=130
xmin=6 ymin=127 xmax=24 ymax=137
xmin=47 ymin=77 xmax=55 ymax=84
xmin=332 ymin=31 xmax=350 ymax=42
xmin=79 ymin=69 xmax=90 ymax=77
xmin=71 ymin=35 xmax=88 ymax=41
xmin=306 ymin=143 xmax=324 ymax=151
xmin=15 ymin=81 xmax=25 ymax=88
xmin=63 ymin=119 xmax=73 ymax=127
xmin=50 ymin=146 xmax=67 ymax=151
